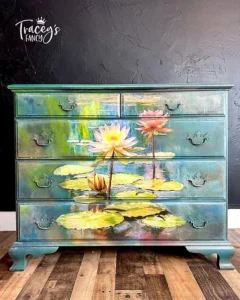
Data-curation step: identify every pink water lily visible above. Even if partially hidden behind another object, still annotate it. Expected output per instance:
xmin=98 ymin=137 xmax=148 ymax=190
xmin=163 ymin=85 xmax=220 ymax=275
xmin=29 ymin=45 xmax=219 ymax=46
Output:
xmin=137 ymin=110 xmax=173 ymax=179
xmin=137 ymin=110 xmax=172 ymax=141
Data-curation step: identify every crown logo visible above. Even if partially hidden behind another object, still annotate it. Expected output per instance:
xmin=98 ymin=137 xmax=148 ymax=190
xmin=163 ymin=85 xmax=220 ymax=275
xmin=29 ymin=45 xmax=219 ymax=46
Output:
xmin=36 ymin=17 xmax=46 ymax=25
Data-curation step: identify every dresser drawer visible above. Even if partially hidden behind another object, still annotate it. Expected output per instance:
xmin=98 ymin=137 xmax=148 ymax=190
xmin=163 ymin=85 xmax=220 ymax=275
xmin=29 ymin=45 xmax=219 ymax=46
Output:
xmin=122 ymin=91 xmax=226 ymax=116
xmin=17 ymin=93 xmax=120 ymax=117
xmin=18 ymin=202 xmax=226 ymax=241
xmin=17 ymin=118 xmax=226 ymax=158
xmin=17 ymin=159 xmax=226 ymax=200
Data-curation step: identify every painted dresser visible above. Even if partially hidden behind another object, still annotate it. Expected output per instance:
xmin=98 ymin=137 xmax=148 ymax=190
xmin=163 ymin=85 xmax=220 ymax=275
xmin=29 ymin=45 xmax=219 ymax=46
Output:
xmin=8 ymin=84 xmax=235 ymax=271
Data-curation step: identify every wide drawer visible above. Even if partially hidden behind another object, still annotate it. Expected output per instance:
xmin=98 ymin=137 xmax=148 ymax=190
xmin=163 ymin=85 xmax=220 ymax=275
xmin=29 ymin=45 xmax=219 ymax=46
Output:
xmin=121 ymin=91 xmax=226 ymax=116
xmin=17 ymin=159 xmax=226 ymax=200
xmin=18 ymin=202 xmax=226 ymax=241
xmin=16 ymin=93 xmax=120 ymax=117
xmin=16 ymin=118 xmax=226 ymax=158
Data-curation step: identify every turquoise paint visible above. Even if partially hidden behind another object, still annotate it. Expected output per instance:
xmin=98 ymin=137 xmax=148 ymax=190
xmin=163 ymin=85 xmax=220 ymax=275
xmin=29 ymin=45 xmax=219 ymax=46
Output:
xmin=9 ymin=84 xmax=234 ymax=271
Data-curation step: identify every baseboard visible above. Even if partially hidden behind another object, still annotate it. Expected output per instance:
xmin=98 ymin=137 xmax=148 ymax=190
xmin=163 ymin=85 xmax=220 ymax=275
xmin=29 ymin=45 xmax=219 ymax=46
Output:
xmin=0 ymin=210 xmax=239 ymax=231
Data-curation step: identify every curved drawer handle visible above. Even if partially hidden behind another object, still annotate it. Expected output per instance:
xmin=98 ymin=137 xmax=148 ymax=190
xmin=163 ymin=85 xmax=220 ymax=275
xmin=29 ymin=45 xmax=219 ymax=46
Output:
xmin=34 ymin=215 xmax=55 ymax=230
xmin=165 ymin=102 xmax=181 ymax=111
xmin=190 ymin=221 xmax=207 ymax=229
xmin=33 ymin=131 xmax=54 ymax=147
xmin=187 ymin=173 xmax=207 ymax=187
xmin=33 ymin=173 xmax=53 ymax=188
xmin=59 ymin=97 xmax=77 ymax=112
xmin=187 ymin=131 xmax=209 ymax=146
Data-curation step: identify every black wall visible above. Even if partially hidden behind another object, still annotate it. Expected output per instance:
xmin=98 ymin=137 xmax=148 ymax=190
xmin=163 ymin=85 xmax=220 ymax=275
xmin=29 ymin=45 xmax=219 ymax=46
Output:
xmin=1 ymin=0 xmax=240 ymax=210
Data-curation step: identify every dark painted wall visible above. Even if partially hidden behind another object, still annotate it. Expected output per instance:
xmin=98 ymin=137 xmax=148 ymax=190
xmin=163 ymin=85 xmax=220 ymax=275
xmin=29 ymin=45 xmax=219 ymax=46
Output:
xmin=0 ymin=0 xmax=239 ymax=210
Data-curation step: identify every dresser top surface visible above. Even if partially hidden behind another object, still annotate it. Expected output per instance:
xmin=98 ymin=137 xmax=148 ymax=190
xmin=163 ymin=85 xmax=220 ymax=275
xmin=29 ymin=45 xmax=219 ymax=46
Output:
xmin=8 ymin=83 xmax=233 ymax=92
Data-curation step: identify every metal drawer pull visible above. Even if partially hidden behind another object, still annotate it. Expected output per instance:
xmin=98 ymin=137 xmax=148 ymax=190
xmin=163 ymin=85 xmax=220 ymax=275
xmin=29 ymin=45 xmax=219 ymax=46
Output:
xmin=186 ymin=131 xmax=209 ymax=146
xmin=33 ymin=131 xmax=54 ymax=147
xmin=165 ymin=102 xmax=181 ymax=111
xmin=34 ymin=215 xmax=55 ymax=230
xmin=187 ymin=172 xmax=207 ymax=187
xmin=190 ymin=221 xmax=207 ymax=229
xmin=59 ymin=97 xmax=77 ymax=112
xmin=33 ymin=173 xmax=53 ymax=188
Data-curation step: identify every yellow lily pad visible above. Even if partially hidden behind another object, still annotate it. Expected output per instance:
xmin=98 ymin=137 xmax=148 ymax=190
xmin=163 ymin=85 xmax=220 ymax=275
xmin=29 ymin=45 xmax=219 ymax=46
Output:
xmin=142 ymin=214 xmax=186 ymax=228
xmin=114 ymin=191 xmax=156 ymax=200
xmin=56 ymin=211 xmax=124 ymax=230
xmin=54 ymin=165 xmax=94 ymax=176
xmin=73 ymin=195 xmax=105 ymax=203
xmin=104 ymin=202 xmax=166 ymax=218
xmin=134 ymin=179 xmax=184 ymax=191
xmin=59 ymin=173 xmax=144 ymax=191
xmin=146 ymin=152 xmax=176 ymax=159
xmin=59 ymin=178 xmax=90 ymax=191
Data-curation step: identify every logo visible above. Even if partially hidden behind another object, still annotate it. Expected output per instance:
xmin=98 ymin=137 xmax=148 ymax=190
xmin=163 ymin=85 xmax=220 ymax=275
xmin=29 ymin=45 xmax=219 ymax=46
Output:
xmin=15 ymin=17 xmax=61 ymax=44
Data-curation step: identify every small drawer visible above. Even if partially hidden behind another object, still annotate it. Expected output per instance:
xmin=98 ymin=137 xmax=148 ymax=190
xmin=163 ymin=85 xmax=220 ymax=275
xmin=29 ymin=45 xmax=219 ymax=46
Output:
xmin=18 ymin=202 xmax=226 ymax=241
xmin=17 ymin=159 xmax=226 ymax=200
xmin=16 ymin=118 xmax=226 ymax=158
xmin=121 ymin=91 xmax=226 ymax=116
xmin=16 ymin=93 xmax=120 ymax=117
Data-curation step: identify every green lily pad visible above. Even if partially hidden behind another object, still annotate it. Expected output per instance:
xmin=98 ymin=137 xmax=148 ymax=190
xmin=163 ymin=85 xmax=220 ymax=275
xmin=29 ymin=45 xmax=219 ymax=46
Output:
xmin=56 ymin=211 xmax=124 ymax=230
xmin=104 ymin=202 xmax=166 ymax=218
xmin=134 ymin=179 xmax=184 ymax=191
xmin=59 ymin=178 xmax=90 ymax=191
xmin=142 ymin=214 xmax=186 ymax=228
xmin=54 ymin=165 xmax=94 ymax=176
xmin=114 ymin=191 xmax=156 ymax=200
xmin=73 ymin=195 xmax=105 ymax=203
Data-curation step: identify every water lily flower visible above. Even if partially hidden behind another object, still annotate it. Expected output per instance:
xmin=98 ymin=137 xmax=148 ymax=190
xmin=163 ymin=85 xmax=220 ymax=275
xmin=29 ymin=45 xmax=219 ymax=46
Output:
xmin=137 ymin=110 xmax=172 ymax=141
xmin=88 ymin=173 xmax=107 ymax=194
xmin=90 ymin=123 xmax=137 ymax=160
xmin=90 ymin=123 xmax=138 ymax=200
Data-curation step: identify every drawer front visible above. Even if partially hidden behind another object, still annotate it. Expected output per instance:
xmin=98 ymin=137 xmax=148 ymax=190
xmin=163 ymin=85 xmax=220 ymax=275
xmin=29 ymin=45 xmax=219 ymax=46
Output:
xmin=17 ymin=118 xmax=226 ymax=158
xmin=18 ymin=202 xmax=226 ymax=241
xmin=17 ymin=160 xmax=226 ymax=200
xmin=122 ymin=91 xmax=226 ymax=116
xmin=17 ymin=93 xmax=120 ymax=117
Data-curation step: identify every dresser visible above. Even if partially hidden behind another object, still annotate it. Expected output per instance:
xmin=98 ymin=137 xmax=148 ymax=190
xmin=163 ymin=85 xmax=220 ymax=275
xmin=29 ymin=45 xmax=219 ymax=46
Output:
xmin=8 ymin=84 xmax=235 ymax=271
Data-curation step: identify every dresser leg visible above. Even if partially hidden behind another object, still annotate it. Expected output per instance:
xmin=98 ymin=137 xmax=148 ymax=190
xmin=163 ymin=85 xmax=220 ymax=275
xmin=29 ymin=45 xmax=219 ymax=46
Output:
xmin=9 ymin=243 xmax=59 ymax=271
xmin=186 ymin=244 xmax=235 ymax=270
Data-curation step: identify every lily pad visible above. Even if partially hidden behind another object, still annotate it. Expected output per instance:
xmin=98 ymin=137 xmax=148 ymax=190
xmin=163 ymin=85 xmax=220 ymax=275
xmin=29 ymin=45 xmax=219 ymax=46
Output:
xmin=59 ymin=172 xmax=144 ymax=191
xmin=56 ymin=211 xmax=124 ymax=230
xmin=54 ymin=165 xmax=94 ymax=176
xmin=104 ymin=202 xmax=166 ymax=218
xmin=134 ymin=179 xmax=184 ymax=191
xmin=59 ymin=178 xmax=90 ymax=191
xmin=73 ymin=195 xmax=105 ymax=203
xmin=114 ymin=191 xmax=156 ymax=200
xmin=142 ymin=214 xmax=186 ymax=228
xmin=146 ymin=152 xmax=175 ymax=159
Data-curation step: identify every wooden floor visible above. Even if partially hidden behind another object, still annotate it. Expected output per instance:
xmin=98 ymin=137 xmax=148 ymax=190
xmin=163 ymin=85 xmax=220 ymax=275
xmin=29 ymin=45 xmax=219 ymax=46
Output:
xmin=0 ymin=230 xmax=239 ymax=300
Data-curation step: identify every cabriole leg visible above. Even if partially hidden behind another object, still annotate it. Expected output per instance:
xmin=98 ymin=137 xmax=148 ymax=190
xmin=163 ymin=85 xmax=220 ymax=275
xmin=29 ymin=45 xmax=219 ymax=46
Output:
xmin=186 ymin=244 xmax=235 ymax=270
xmin=9 ymin=243 xmax=59 ymax=271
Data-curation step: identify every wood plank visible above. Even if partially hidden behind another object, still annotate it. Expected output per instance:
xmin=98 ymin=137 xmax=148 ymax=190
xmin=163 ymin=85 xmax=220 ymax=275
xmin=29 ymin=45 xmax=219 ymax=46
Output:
xmin=116 ymin=248 xmax=144 ymax=275
xmin=38 ymin=252 xmax=83 ymax=300
xmin=0 ymin=249 xmax=9 ymax=261
xmin=70 ymin=249 xmax=101 ymax=300
xmin=98 ymin=248 xmax=116 ymax=274
xmin=144 ymin=275 xmax=172 ymax=300
xmin=143 ymin=253 xmax=163 ymax=275
xmin=220 ymin=270 xmax=240 ymax=298
xmin=115 ymin=274 xmax=146 ymax=290
xmin=16 ymin=252 xmax=61 ymax=300
xmin=115 ymin=290 xmax=148 ymax=300
xmin=0 ymin=253 xmax=14 ymax=284
xmin=0 ymin=256 xmax=43 ymax=300
xmin=0 ymin=232 xmax=13 ymax=246
xmin=188 ymin=261 xmax=239 ymax=300
xmin=92 ymin=274 xmax=115 ymax=300
xmin=228 ymin=229 xmax=240 ymax=248
xmin=232 ymin=248 xmax=240 ymax=273
xmin=160 ymin=254 xmax=205 ymax=300
xmin=0 ymin=232 xmax=16 ymax=250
